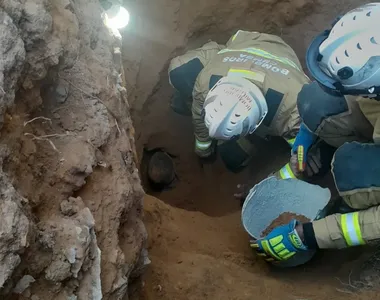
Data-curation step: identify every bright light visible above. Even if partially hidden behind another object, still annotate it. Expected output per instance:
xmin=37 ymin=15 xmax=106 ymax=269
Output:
xmin=105 ymin=6 xmax=130 ymax=30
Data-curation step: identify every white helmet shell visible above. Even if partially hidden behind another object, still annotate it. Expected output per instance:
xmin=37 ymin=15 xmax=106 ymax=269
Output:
xmin=203 ymin=76 xmax=268 ymax=140
xmin=318 ymin=3 xmax=380 ymax=92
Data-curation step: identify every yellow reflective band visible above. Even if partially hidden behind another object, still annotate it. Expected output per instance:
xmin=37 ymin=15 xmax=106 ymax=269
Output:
xmin=228 ymin=69 xmax=265 ymax=83
xmin=341 ymin=214 xmax=351 ymax=245
xmin=353 ymin=213 xmax=365 ymax=246
xmin=261 ymin=240 xmax=282 ymax=261
xmin=341 ymin=212 xmax=365 ymax=247
xmin=219 ymin=48 xmax=301 ymax=71
xmin=195 ymin=139 xmax=212 ymax=151
xmin=231 ymin=30 xmax=241 ymax=42
xmin=286 ymin=138 xmax=296 ymax=147
xmin=285 ymin=164 xmax=296 ymax=178
xmin=279 ymin=163 xmax=296 ymax=179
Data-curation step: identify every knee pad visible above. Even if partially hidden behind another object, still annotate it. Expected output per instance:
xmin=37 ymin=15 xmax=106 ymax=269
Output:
xmin=169 ymin=58 xmax=203 ymax=99
xmin=297 ymin=81 xmax=348 ymax=132
xmin=332 ymin=142 xmax=380 ymax=192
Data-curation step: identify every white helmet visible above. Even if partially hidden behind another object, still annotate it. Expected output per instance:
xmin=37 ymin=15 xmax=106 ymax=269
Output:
xmin=203 ymin=76 xmax=268 ymax=140
xmin=307 ymin=3 xmax=380 ymax=97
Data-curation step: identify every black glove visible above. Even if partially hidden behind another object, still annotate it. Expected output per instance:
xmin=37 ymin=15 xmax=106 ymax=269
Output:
xmin=305 ymin=140 xmax=336 ymax=179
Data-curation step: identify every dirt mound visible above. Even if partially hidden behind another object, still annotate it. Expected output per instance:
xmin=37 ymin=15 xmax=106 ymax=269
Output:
xmin=138 ymin=195 xmax=378 ymax=300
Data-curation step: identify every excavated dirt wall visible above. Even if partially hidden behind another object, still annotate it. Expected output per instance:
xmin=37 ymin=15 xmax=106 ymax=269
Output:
xmin=0 ymin=1 xmax=146 ymax=299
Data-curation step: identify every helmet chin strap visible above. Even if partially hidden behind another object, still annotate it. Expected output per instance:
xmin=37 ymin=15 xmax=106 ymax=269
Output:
xmin=334 ymin=82 xmax=380 ymax=99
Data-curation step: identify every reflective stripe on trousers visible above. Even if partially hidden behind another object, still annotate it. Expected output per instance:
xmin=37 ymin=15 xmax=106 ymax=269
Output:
xmin=341 ymin=212 xmax=365 ymax=246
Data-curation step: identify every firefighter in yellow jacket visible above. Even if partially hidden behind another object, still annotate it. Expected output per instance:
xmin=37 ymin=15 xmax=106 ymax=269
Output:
xmin=168 ymin=31 xmax=310 ymax=171
xmin=251 ymin=3 xmax=380 ymax=262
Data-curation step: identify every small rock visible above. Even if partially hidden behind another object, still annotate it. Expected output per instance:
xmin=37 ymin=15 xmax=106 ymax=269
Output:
xmin=60 ymin=197 xmax=80 ymax=216
xmin=45 ymin=258 xmax=72 ymax=282
xmin=156 ymin=285 xmax=162 ymax=292
xmin=54 ymin=80 xmax=70 ymax=104
xmin=31 ymin=295 xmax=40 ymax=300
xmin=65 ymin=247 xmax=77 ymax=264
xmin=49 ymin=282 xmax=62 ymax=293
xmin=13 ymin=275 xmax=35 ymax=294
xmin=38 ymin=228 xmax=55 ymax=249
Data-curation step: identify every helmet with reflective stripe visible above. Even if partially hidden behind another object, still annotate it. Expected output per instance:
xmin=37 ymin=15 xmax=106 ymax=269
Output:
xmin=203 ymin=76 xmax=268 ymax=140
xmin=306 ymin=3 xmax=380 ymax=97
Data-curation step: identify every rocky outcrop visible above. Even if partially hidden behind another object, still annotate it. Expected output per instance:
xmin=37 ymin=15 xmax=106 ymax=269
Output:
xmin=0 ymin=170 xmax=32 ymax=293
xmin=0 ymin=9 xmax=25 ymax=126
xmin=0 ymin=1 xmax=146 ymax=299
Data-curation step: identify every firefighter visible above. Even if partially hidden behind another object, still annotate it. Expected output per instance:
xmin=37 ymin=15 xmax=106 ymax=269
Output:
xmin=252 ymin=3 xmax=380 ymax=262
xmin=168 ymin=30 xmax=310 ymax=172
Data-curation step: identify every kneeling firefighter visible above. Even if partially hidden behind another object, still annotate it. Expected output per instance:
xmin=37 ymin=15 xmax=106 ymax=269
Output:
xmin=168 ymin=30 xmax=310 ymax=172
xmin=251 ymin=3 xmax=380 ymax=263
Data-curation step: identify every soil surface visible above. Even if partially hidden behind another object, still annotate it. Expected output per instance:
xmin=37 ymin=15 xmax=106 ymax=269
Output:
xmin=136 ymin=195 xmax=379 ymax=300
xmin=262 ymin=213 xmax=311 ymax=237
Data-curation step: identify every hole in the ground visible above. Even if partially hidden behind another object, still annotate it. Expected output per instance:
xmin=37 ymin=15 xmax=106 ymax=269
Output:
xmin=137 ymin=69 xmax=292 ymax=217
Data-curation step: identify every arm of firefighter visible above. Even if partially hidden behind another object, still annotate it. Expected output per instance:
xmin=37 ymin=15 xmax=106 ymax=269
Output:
xmin=301 ymin=206 xmax=380 ymax=250
xmin=192 ymin=82 xmax=213 ymax=158
xmin=305 ymin=142 xmax=380 ymax=249
xmin=272 ymin=161 xmax=298 ymax=180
